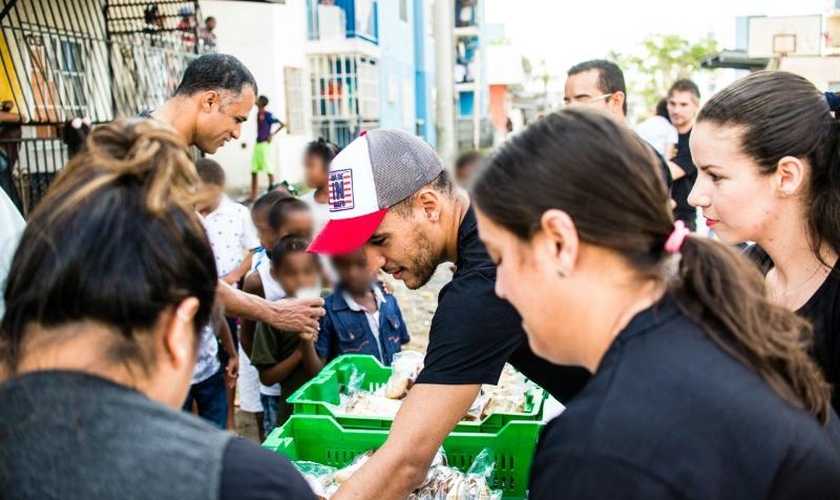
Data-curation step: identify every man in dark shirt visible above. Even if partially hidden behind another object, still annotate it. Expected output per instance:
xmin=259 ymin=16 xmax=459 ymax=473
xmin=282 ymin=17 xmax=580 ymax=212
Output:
xmin=564 ymin=60 xmax=673 ymax=189
xmin=307 ymin=128 xmax=590 ymax=500
xmin=667 ymin=79 xmax=701 ymax=231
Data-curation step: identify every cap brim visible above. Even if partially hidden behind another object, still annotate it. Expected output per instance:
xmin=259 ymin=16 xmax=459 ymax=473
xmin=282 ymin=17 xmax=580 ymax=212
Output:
xmin=307 ymin=209 xmax=388 ymax=255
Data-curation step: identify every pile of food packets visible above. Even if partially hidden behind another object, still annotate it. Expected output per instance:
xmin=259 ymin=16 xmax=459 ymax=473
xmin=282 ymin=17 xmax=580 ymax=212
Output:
xmin=294 ymin=448 xmax=503 ymax=500
xmin=332 ymin=352 xmax=536 ymax=422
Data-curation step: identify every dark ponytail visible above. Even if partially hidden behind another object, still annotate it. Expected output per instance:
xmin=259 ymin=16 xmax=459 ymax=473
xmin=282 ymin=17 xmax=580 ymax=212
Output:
xmin=698 ymin=71 xmax=840 ymax=266
xmin=471 ymin=108 xmax=832 ymax=424
xmin=2 ymin=118 xmax=217 ymax=374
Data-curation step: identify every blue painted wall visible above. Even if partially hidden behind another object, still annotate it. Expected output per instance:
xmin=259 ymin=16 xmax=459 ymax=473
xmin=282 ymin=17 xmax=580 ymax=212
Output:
xmin=377 ymin=0 xmax=416 ymax=133
xmin=413 ymin=0 xmax=436 ymax=145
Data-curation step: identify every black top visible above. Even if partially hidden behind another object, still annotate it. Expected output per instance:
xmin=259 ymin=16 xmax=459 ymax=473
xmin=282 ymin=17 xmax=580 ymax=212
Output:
xmin=671 ymin=130 xmax=697 ymax=231
xmin=220 ymin=438 xmax=315 ymax=500
xmin=529 ymin=298 xmax=840 ymax=500
xmin=746 ymin=245 xmax=840 ymax=414
xmin=415 ymin=207 xmax=591 ymax=403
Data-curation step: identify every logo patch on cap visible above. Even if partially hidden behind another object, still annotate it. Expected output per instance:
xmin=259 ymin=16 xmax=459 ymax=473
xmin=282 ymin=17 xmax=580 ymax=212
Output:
xmin=328 ymin=169 xmax=355 ymax=212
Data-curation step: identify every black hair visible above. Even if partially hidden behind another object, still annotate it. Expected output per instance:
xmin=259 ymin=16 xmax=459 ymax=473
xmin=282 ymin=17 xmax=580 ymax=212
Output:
xmin=655 ymin=98 xmax=670 ymax=120
xmin=567 ymin=59 xmax=627 ymax=115
xmin=144 ymin=4 xmax=160 ymax=24
xmin=668 ymin=79 xmax=701 ymax=101
xmin=252 ymin=190 xmax=292 ymax=214
xmin=471 ymin=107 xmax=831 ymax=424
xmin=195 ymin=158 xmax=225 ymax=186
xmin=174 ymin=54 xmax=258 ymax=98
xmin=697 ymin=70 xmax=840 ymax=265
xmin=2 ymin=119 xmax=217 ymax=373
xmin=205 ymin=16 xmax=216 ymax=23
xmin=391 ymin=170 xmax=454 ymax=218
xmin=269 ymin=235 xmax=318 ymax=269
xmin=455 ymin=151 xmax=482 ymax=172
xmin=257 ymin=95 xmax=269 ymax=107
xmin=304 ymin=138 xmax=341 ymax=168
xmin=61 ymin=118 xmax=91 ymax=159
xmin=267 ymin=197 xmax=310 ymax=232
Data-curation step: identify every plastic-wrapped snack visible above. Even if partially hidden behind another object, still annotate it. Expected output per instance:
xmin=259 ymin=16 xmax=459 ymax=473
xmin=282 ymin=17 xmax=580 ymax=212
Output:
xmin=293 ymin=461 xmax=338 ymax=500
xmin=344 ymin=393 xmax=403 ymax=418
xmin=334 ymin=451 xmax=374 ymax=483
xmin=385 ymin=351 xmax=425 ymax=399
xmin=462 ymin=389 xmax=491 ymax=421
xmin=341 ymin=365 xmax=367 ymax=397
xmin=482 ymin=394 xmax=525 ymax=417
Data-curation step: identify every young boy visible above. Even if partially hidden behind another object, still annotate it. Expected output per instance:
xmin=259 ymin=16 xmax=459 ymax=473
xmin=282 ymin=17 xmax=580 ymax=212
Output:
xmin=195 ymin=158 xmax=259 ymax=429
xmin=183 ymin=304 xmax=239 ymax=429
xmin=250 ymin=236 xmax=322 ymax=434
xmin=251 ymin=95 xmax=285 ymax=202
xmin=196 ymin=158 xmax=260 ymax=286
xmin=300 ymin=249 xmax=410 ymax=374
xmin=241 ymin=197 xmax=314 ymax=439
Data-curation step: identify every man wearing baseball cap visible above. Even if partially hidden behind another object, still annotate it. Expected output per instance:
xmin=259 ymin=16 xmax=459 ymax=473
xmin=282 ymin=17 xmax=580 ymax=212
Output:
xmin=309 ymin=129 xmax=590 ymax=500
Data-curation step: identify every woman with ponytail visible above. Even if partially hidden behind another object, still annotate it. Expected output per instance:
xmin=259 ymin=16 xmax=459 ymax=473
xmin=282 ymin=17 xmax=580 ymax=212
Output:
xmin=689 ymin=71 xmax=840 ymax=414
xmin=470 ymin=108 xmax=840 ymax=499
xmin=0 ymin=119 xmax=313 ymax=500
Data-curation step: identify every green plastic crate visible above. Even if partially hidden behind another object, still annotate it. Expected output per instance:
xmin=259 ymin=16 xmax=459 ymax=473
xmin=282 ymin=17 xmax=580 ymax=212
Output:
xmin=263 ymin=415 xmax=541 ymax=499
xmin=287 ymin=354 xmax=547 ymax=433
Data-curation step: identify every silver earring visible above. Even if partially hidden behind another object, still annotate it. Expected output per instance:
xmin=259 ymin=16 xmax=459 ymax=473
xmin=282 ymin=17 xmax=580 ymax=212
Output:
xmin=176 ymin=309 xmax=190 ymax=323
xmin=558 ymin=266 xmax=570 ymax=278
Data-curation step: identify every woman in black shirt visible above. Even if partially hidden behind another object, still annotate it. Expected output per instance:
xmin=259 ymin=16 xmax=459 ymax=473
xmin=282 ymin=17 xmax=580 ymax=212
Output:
xmin=0 ymin=119 xmax=313 ymax=500
xmin=470 ymin=108 xmax=840 ymax=499
xmin=688 ymin=71 xmax=840 ymax=413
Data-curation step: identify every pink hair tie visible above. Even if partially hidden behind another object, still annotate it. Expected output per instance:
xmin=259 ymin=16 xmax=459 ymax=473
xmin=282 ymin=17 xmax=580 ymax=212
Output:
xmin=664 ymin=220 xmax=690 ymax=254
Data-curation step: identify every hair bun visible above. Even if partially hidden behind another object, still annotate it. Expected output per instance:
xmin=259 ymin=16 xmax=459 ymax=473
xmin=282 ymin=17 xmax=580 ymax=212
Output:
xmin=66 ymin=118 xmax=199 ymax=216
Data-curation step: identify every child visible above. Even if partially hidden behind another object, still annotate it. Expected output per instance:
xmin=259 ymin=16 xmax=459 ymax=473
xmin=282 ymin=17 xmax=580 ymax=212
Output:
xmin=300 ymin=138 xmax=340 ymax=235
xmin=251 ymin=95 xmax=285 ymax=202
xmin=195 ymin=158 xmax=258 ymax=429
xmin=250 ymin=236 xmax=322 ymax=433
xmin=241 ymin=196 xmax=314 ymax=439
xmin=196 ymin=158 xmax=259 ymax=286
xmin=183 ymin=307 xmax=238 ymax=429
xmin=301 ymin=249 xmax=410 ymax=374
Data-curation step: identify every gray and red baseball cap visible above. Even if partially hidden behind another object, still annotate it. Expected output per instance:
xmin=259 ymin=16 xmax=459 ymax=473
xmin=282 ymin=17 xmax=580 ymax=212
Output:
xmin=307 ymin=129 xmax=444 ymax=255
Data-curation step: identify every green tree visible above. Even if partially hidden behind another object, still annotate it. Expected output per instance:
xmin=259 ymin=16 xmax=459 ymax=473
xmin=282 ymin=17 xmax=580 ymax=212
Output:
xmin=611 ymin=34 xmax=719 ymax=112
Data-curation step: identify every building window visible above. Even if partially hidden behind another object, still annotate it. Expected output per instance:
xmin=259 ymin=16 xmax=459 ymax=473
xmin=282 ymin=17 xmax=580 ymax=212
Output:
xmin=20 ymin=30 xmax=90 ymax=122
xmin=284 ymin=67 xmax=306 ymax=134
xmin=400 ymin=0 xmax=408 ymax=23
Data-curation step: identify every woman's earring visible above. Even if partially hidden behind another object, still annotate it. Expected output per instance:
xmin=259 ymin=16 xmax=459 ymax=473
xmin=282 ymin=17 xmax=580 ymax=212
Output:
xmin=176 ymin=309 xmax=190 ymax=323
xmin=558 ymin=266 xmax=570 ymax=278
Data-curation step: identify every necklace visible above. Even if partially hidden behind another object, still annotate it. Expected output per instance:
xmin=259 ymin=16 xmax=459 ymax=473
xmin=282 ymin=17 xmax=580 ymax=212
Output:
xmin=769 ymin=264 xmax=829 ymax=302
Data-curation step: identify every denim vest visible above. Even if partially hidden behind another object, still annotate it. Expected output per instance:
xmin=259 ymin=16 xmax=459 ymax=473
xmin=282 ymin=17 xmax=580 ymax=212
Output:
xmin=317 ymin=285 xmax=409 ymax=366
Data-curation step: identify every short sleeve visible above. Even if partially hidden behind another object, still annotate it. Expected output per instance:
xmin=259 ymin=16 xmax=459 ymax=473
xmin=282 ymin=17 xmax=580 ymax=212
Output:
xmin=250 ymin=322 xmax=280 ymax=367
xmin=219 ymin=438 xmax=315 ymax=500
xmin=416 ymin=268 xmax=524 ymax=386
xmin=239 ymin=206 xmax=260 ymax=251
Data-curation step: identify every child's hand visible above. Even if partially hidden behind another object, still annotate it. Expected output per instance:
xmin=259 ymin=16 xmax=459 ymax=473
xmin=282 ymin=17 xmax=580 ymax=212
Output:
xmin=225 ymin=356 xmax=239 ymax=388
xmin=298 ymin=331 xmax=318 ymax=343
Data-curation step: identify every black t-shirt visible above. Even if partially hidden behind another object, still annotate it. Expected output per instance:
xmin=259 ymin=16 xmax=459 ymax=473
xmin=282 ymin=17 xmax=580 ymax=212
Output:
xmin=529 ymin=297 xmax=840 ymax=500
xmin=415 ymin=207 xmax=591 ymax=403
xmin=671 ymin=130 xmax=697 ymax=231
xmin=220 ymin=438 xmax=315 ymax=500
xmin=746 ymin=245 xmax=840 ymax=414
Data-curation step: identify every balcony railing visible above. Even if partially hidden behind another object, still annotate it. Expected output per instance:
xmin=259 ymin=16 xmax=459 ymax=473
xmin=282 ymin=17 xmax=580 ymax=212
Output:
xmin=308 ymin=0 xmax=378 ymax=45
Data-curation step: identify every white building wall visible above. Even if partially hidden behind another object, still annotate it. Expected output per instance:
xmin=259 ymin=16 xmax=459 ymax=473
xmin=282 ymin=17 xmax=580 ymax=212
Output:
xmin=200 ymin=0 xmax=312 ymax=189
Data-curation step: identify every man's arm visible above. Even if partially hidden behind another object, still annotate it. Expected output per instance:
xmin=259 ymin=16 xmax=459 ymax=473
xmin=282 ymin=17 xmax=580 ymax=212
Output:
xmin=216 ymin=279 xmax=324 ymax=335
xmin=331 ymin=383 xmax=480 ymax=500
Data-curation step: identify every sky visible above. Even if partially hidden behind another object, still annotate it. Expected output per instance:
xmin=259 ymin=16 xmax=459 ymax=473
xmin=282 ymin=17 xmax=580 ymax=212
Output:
xmin=484 ymin=0 xmax=832 ymax=78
